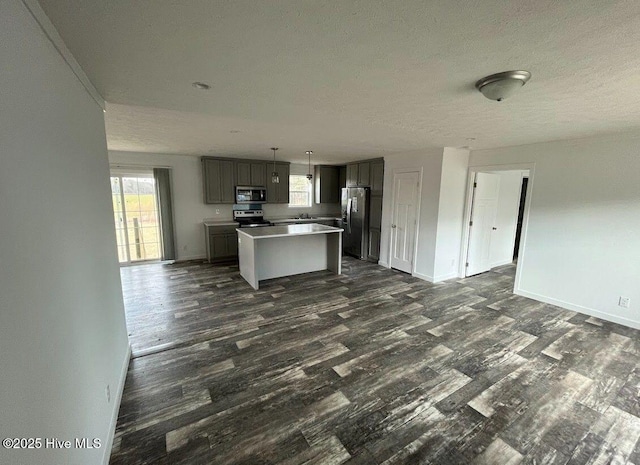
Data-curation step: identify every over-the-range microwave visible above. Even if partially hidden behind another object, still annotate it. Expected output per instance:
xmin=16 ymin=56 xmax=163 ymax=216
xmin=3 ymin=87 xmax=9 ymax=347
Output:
xmin=235 ymin=186 xmax=267 ymax=204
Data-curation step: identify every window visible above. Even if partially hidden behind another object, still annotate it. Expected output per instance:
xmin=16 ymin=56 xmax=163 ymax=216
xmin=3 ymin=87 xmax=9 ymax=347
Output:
xmin=289 ymin=175 xmax=312 ymax=207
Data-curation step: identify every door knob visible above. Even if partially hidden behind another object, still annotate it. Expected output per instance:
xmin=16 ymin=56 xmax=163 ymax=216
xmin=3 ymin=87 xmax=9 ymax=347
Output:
xmin=391 ymin=224 xmax=397 ymax=228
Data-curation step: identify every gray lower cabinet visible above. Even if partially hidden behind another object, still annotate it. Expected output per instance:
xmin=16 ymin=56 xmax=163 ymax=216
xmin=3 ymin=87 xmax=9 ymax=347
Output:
xmin=368 ymin=193 xmax=383 ymax=261
xmin=368 ymin=228 xmax=381 ymax=261
xmin=367 ymin=193 xmax=382 ymax=263
xmin=316 ymin=219 xmax=336 ymax=226
xmin=203 ymin=158 xmax=235 ymax=204
xmin=267 ymin=162 xmax=290 ymax=203
xmin=206 ymin=225 xmax=239 ymax=263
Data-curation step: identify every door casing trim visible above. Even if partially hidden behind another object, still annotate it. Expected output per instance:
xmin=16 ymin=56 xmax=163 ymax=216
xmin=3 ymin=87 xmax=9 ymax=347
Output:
xmin=460 ymin=163 xmax=535 ymax=293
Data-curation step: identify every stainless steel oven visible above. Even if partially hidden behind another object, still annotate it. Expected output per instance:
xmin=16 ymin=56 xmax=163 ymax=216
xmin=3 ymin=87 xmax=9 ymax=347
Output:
xmin=233 ymin=210 xmax=272 ymax=227
xmin=235 ymin=186 xmax=267 ymax=204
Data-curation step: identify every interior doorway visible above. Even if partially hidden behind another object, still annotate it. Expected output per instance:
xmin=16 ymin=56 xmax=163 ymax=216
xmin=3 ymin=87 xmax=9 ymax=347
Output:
xmin=110 ymin=172 xmax=162 ymax=263
xmin=462 ymin=167 xmax=531 ymax=281
xmin=389 ymin=170 xmax=421 ymax=273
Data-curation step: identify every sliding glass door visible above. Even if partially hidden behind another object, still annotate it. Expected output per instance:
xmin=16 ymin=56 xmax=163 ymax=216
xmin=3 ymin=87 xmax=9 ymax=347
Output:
xmin=110 ymin=173 xmax=161 ymax=263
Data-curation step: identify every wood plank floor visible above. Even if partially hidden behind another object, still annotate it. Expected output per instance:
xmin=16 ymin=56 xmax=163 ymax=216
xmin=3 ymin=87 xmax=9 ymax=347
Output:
xmin=111 ymin=257 xmax=640 ymax=465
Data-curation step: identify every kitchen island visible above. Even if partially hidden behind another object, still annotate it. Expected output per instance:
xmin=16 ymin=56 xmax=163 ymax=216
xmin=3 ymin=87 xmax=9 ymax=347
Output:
xmin=236 ymin=223 xmax=343 ymax=290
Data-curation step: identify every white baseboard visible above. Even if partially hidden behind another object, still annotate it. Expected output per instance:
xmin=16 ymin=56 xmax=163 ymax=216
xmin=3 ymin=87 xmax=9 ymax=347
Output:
xmin=101 ymin=343 xmax=131 ymax=465
xmin=433 ymin=271 xmax=459 ymax=282
xmin=175 ymin=254 xmax=207 ymax=262
xmin=491 ymin=258 xmax=514 ymax=268
xmin=515 ymin=288 xmax=640 ymax=330
xmin=378 ymin=261 xmax=390 ymax=268
xmin=412 ymin=271 xmax=435 ymax=283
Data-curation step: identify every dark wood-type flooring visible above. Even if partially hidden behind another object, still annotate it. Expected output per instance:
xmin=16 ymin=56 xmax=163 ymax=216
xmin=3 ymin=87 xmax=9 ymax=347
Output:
xmin=111 ymin=257 xmax=640 ymax=465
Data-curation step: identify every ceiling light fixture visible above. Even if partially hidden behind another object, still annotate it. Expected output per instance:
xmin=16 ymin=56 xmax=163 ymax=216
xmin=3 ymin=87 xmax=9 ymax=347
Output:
xmin=306 ymin=151 xmax=313 ymax=181
xmin=270 ymin=147 xmax=280 ymax=184
xmin=475 ymin=70 xmax=531 ymax=101
xmin=192 ymin=82 xmax=210 ymax=90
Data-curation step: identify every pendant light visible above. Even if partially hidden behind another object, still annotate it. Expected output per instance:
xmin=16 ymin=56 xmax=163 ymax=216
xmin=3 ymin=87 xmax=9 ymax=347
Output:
xmin=306 ymin=151 xmax=313 ymax=181
xmin=270 ymin=147 xmax=279 ymax=184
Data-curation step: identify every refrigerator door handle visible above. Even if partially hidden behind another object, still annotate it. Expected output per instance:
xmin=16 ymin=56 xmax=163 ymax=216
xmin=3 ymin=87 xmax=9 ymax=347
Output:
xmin=346 ymin=198 xmax=352 ymax=234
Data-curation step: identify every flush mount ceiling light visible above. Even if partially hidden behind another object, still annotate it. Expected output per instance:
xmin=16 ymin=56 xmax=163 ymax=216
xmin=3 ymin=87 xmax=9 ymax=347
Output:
xmin=192 ymin=82 xmax=210 ymax=90
xmin=270 ymin=147 xmax=280 ymax=184
xmin=475 ymin=70 xmax=531 ymax=101
xmin=305 ymin=151 xmax=313 ymax=181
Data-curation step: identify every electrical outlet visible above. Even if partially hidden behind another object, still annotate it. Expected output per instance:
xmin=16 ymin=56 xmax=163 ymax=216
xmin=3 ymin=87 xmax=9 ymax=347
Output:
xmin=105 ymin=385 xmax=111 ymax=403
xmin=619 ymin=296 xmax=630 ymax=308
xmin=215 ymin=209 xmax=220 ymax=215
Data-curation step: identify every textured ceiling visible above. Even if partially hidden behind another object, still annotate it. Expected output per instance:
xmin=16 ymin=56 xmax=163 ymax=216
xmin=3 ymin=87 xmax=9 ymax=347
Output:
xmin=39 ymin=0 xmax=640 ymax=164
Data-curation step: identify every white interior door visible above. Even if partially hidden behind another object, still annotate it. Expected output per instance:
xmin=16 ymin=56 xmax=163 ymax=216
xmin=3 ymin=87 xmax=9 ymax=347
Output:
xmin=390 ymin=171 xmax=420 ymax=273
xmin=466 ymin=172 xmax=500 ymax=276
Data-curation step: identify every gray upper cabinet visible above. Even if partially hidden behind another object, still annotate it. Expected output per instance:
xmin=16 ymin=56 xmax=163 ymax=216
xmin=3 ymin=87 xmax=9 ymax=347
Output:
xmin=251 ymin=162 xmax=267 ymax=187
xmin=314 ymin=165 xmax=340 ymax=204
xmin=357 ymin=162 xmax=370 ymax=187
xmin=277 ymin=163 xmax=290 ymax=203
xmin=370 ymin=160 xmax=384 ymax=195
xmin=203 ymin=158 xmax=221 ymax=203
xmin=236 ymin=162 xmax=251 ymax=186
xmin=237 ymin=161 xmax=267 ymax=186
xmin=219 ymin=160 xmax=235 ymax=202
xmin=266 ymin=162 xmax=289 ymax=203
xmin=203 ymin=158 xmax=236 ymax=204
xmin=346 ymin=159 xmax=380 ymax=187
xmin=204 ymin=157 xmax=288 ymax=204
xmin=346 ymin=163 xmax=359 ymax=187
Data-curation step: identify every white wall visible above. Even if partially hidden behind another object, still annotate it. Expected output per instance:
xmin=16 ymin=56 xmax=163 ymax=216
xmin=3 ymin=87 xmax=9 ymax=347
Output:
xmin=380 ymin=149 xmax=444 ymax=279
xmin=108 ymin=151 xmax=340 ymax=260
xmin=432 ymin=148 xmax=470 ymax=281
xmin=486 ymin=170 xmax=527 ymax=268
xmin=470 ymin=133 xmax=640 ymax=329
xmin=0 ymin=1 xmax=129 ymax=464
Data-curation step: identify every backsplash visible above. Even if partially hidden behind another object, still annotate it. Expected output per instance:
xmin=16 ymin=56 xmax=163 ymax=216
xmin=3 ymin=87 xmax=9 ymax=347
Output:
xmin=204 ymin=202 xmax=340 ymax=221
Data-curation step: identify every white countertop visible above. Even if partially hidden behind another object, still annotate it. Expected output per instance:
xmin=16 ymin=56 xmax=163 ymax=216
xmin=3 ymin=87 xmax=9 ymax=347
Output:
xmin=269 ymin=217 xmax=340 ymax=224
xmin=203 ymin=220 xmax=238 ymax=227
xmin=237 ymin=223 xmax=343 ymax=239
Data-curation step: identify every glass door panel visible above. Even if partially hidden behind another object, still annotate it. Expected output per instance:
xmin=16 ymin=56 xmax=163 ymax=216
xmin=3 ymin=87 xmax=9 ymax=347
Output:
xmin=110 ymin=174 xmax=161 ymax=264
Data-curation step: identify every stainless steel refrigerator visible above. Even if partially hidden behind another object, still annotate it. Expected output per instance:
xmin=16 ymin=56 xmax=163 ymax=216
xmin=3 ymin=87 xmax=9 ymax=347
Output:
xmin=341 ymin=187 xmax=370 ymax=259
